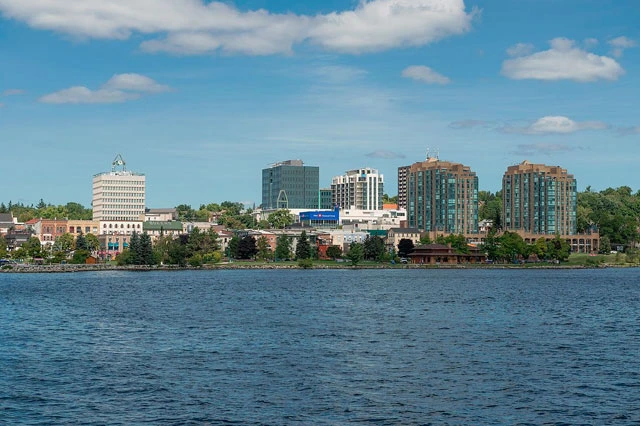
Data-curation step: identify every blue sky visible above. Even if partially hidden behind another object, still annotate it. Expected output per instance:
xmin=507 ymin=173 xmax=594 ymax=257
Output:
xmin=1 ymin=0 xmax=638 ymax=209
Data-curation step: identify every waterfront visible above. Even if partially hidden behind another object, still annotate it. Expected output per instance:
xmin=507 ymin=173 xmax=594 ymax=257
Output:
xmin=1 ymin=269 xmax=638 ymax=424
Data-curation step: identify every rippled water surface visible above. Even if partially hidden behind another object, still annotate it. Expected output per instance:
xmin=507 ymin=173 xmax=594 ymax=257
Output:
xmin=1 ymin=269 xmax=639 ymax=425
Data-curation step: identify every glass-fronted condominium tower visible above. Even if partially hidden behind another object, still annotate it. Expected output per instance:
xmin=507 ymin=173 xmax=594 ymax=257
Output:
xmin=262 ymin=160 xmax=320 ymax=209
xmin=397 ymin=165 xmax=409 ymax=210
xmin=331 ymin=168 xmax=384 ymax=210
xmin=406 ymin=157 xmax=478 ymax=234
xmin=92 ymin=154 xmax=146 ymax=222
xmin=502 ymin=161 xmax=577 ymax=235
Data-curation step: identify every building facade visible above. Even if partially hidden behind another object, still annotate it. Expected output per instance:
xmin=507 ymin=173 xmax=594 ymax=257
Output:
xmin=261 ymin=160 xmax=319 ymax=210
xmin=319 ymin=188 xmax=333 ymax=210
xmin=397 ymin=165 xmax=409 ymax=210
xmin=407 ymin=157 xmax=479 ymax=235
xmin=331 ymin=168 xmax=384 ymax=210
xmin=92 ymin=154 xmax=146 ymax=222
xmin=502 ymin=160 xmax=577 ymax=235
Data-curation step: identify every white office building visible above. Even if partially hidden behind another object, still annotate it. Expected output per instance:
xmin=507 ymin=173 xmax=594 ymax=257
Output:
xmin=331 ymin=167 xmax=384 ymax=211
xmin=93 ymin=155 xmax=146 ymax=231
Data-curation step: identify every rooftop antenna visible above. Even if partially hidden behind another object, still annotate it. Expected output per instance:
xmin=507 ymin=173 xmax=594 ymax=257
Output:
xmin=426 ymin=147 xmax=431 ymax=160
xmin=435 ymin=148 xmax=440 ymax=160
xmin=112 ymin=154 xmax=126 ymax=172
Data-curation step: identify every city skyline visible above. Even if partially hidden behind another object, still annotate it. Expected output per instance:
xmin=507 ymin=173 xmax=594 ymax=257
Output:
xmin=1 ymin=0 xmax=639 ymax=208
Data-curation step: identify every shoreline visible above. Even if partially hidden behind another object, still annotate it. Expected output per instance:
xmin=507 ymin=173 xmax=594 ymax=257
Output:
xmin=0 ymin=262 xmax=620 ymax=274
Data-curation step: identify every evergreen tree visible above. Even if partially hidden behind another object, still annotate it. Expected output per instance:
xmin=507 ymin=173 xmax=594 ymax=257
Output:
xmin=274 ymin=234 xmax=291 ymax=261
xmin=228 ymin=235 xmax=240 ymax=259
xmin=363 ymin=235 xmax=385 ymax=261
xmin=295 ymin=231 xmax=312 ymax=260
xmin=397 ymin=238 xmax=415 ymax=257
xmin=326 ymin=245 xmax=342 ymax=260
xmin=347 ymin=242 xmax=364 ymax=266
xmin=237 ymin=236 xmax=258 ymax=259
xmin=139 ymin=233 xmax=155 ymax=265
xmin=75 ymin=234 xmax=88 ymax=251
xmin=129 ymin=232 xmax=141 ymax=265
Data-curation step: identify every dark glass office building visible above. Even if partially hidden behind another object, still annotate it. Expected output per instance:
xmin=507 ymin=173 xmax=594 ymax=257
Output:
xmin=262 ymin=160 xmax=320 ymax=209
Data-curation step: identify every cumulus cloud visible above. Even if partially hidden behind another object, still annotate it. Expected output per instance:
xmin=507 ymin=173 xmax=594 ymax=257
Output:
xmin=103 ymin=73 xmax=171 ymax=93
xmin=401 ymin=65 xmax=451 ymax=85
xmin=583 ymin=38 xmax=598 ymax=48
xmin=0 ymin=0 xmax=476 ymax=56
xmin=511 ymin=143 xmax=576 ymax=156
xmin=2 ymin=88 xmax=24 ymax=96
xmin=449 ymin=119 xmax=488 ymax=129
xmin=366 ymin=150 xmax=406 ymax=159
xmin=501 ymin=38 xmax=624 ymax=82
xmin=506 ymin=43 xmax=534 ymax=57
xmin=608 ymin=36 xmax=636 ymax=58
xmin=501 ymin=116 xmax=608 ymax=135
xmin=39 ymin=73 xmax=170 ymax=104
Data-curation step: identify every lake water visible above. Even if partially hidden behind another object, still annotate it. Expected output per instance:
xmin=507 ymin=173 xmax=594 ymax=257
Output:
xmin=1 ymin=268 xmax=639 ymax=425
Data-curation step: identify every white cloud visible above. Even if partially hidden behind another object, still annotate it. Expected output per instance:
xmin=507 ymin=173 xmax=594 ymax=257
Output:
xmin=402 ymin=65 xmax=451 ymax=85
xmin=583 ymin=38 xmax=598 ymax=48
xmin=506 ymin=43 xmax=534 ymax=57
xmin=501 ymin=116 xmax=608 ymax=135
xmin=2 ymin=88 xmax=24 ymax=96
xmin=103 ymin=73 xmax=170 ymax=93
xmin=608 ymin=36 xmax=636 ymax=58
xmin=0 ymin=0 xmax=476 ymax=56
xmin=309 ymin=0 xmax=476 ymax=54
xmin=501 ymin=37 xmax=624 ymax=82
xmin=39 ymin=73 xmax=170 ymax=104
xmin=365 ymin=150 xmax=406 ymax=159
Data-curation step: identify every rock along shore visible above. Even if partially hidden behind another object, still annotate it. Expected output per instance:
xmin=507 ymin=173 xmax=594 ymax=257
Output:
xmin=0 ymin=262 xmax=599 ymax=274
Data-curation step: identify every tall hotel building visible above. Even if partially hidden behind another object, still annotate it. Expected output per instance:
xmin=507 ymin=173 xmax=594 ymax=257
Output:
xmin=93 ymin=154 xmax=146 ymax=234
xmin=331 ymin=168 xmax=384 ymax=210
xmin=502 ymin=161 xmax=577 ymax=235
xmin=406 ymin=156 xmax=478 ymax=234
xmin=262 ymin=160 xmax=319 ymax=210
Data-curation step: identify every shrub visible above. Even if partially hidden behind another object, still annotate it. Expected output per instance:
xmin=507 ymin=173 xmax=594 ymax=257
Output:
xmin=297 ymin=258 xmax=313 ymax=269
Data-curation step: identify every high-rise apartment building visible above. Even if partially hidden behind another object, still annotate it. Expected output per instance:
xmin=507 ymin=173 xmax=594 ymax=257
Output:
xmin=319 ymin=188 xmax=334 ymax=210
xmin=502 ymin=160 xmax=577 ymax=235
xmin=407 ymin=157 xmax=478 ymax=234
xmin=92 ymin=154 xmax=146 ymax=222
xmin=262 ymin=160 xmax=319 ymax=210
xmin=331 ymin=168 xmax=384 ymax=210
xmin=397 ymin=165 xmax=409 ymax=210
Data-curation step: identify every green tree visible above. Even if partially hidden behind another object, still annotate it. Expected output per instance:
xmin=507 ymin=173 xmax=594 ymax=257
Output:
xmin=295 ymin=231 xmax=312 ymax=260
xmin=419 ymin=234 xmax=432 ymax=245
xmin=71 ymin=249 xmax=90 ymax=264
xmin=347 ymin=242 xmax=364 ymax=266
xmin=53 ymin=233 xmax=74 ymax=256
xmin=22 ymin=237 xmax=43 ymax=259
xmin=237 ymin=236 xmax=258 ymax=259
xmin=599 ymin=235 xmax=611 ymax=254
xmin=85 ymin=234 xmax=100 ymax=253
xmin=546 ymin=234 xmax=571 ymax=262
xmin=75 ymin=234 xmax=88 ymax=251
xmin=228 ymin=235 xmax=240 ymax=259
xmin=274 ymin=234 xmax=292 ymax=261
xmin=139 ymin=233 xmax=155 ymax=265
xmin=268 ymin=209 xmax=294 ymax=229
xmin=326 ymin=245 xmax=342 ymax=260
xmin=363 ymin=235 xmax=385 ymax=261
xmin=0 ymin=235 xmax=7 ymax=259
xmin=497 ymin=231 xmax=527 ymax=263
xmin=256 ymin=236 xmax=272 ymax=261
xmin=128 ymin=232 xmax=141 ymax=265
xmin=167 ymin=235 xmax=189 ymax=266
xmin=153 ymin=235 xmax=173 ymax=264
xmin=397 ymin=238 xmax=415 ymax=257
xmin=482 ymin=229 xmax=499 ymax=261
